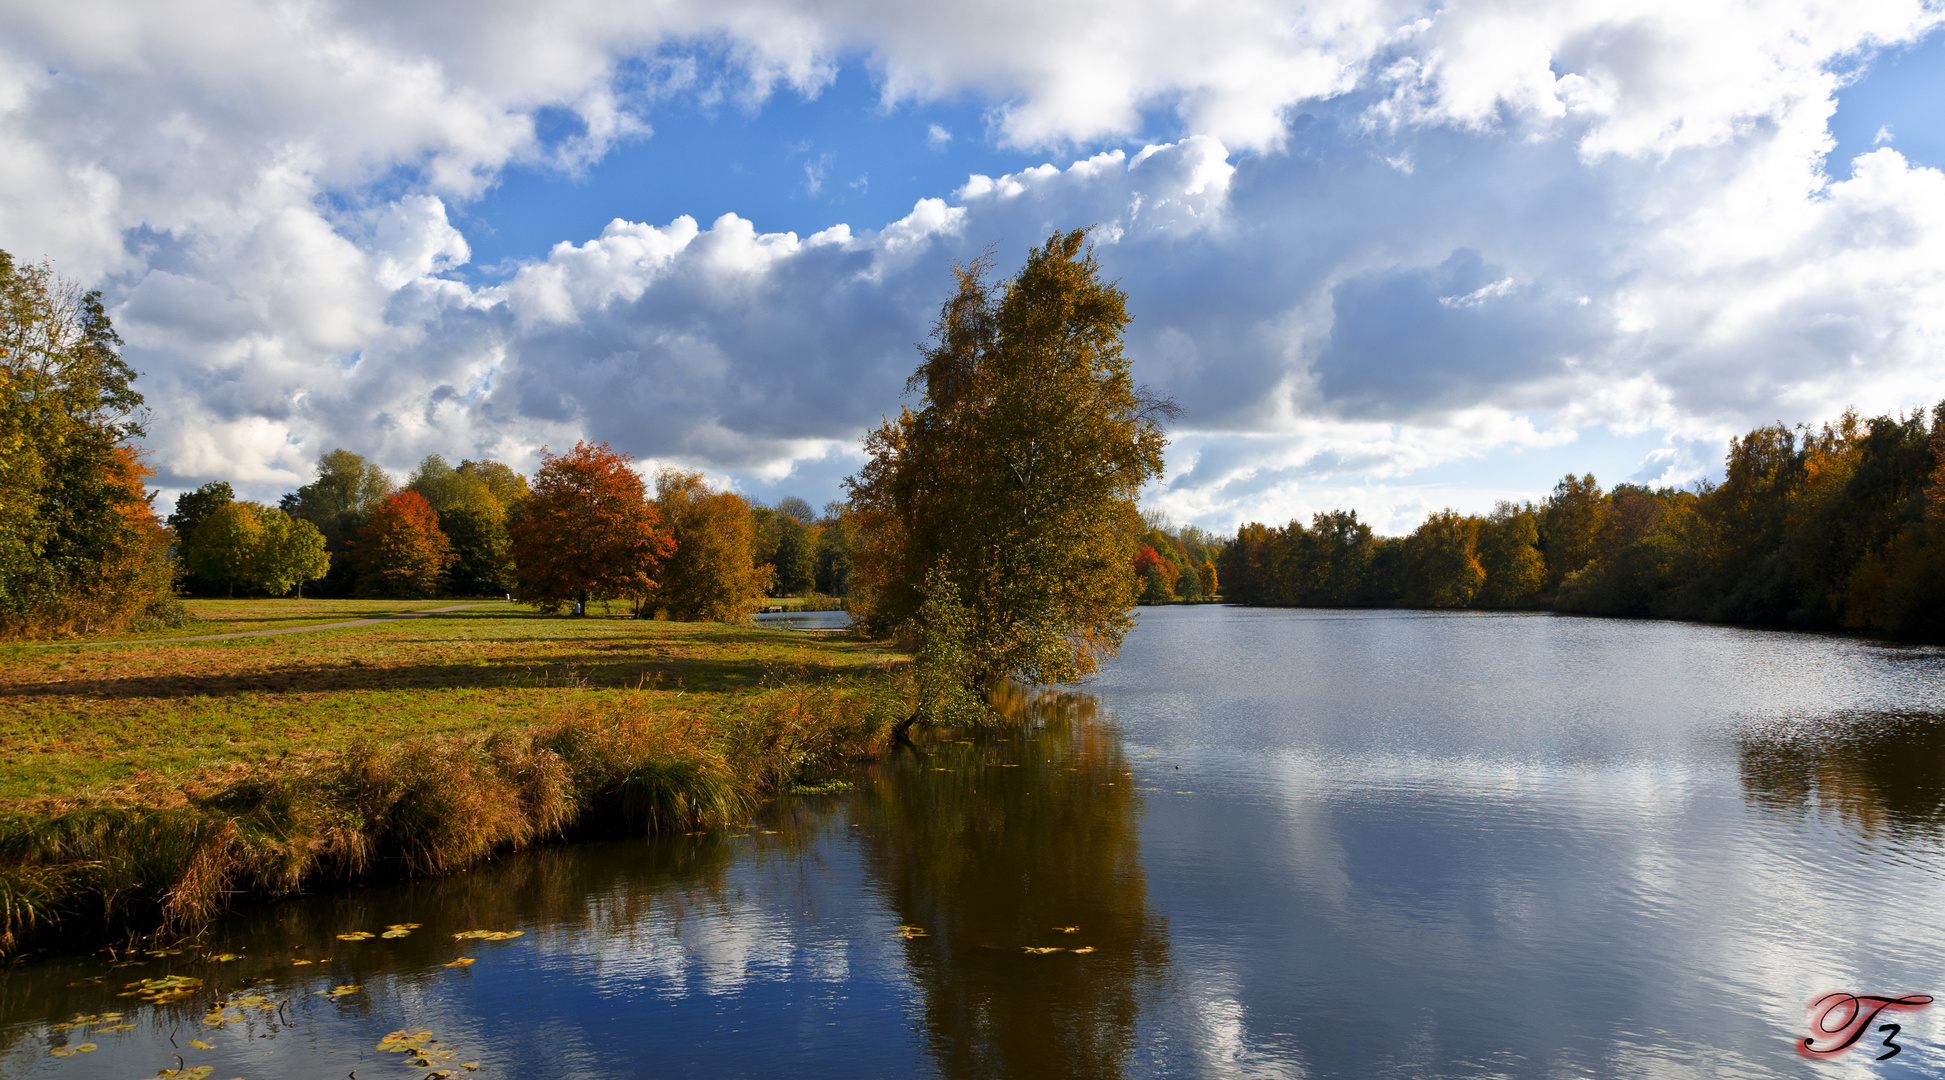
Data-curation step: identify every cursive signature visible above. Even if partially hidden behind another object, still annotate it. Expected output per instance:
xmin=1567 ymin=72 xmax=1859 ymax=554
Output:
xmin=1801 ymin=992 xmax=1933 ymax=1060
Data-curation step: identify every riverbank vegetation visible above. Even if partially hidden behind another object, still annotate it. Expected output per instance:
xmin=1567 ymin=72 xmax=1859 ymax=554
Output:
xmin=0 ymin=603 xmax=908 ymax=954
xmin=1218 ymin=403 xmax=1945 ymax=639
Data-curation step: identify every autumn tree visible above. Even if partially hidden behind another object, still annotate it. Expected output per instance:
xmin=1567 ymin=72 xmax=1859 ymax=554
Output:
xmin=1475 ymin=501 xmax=1546 ymax=608
xmin=408 ymin=454 xmax=525 ymax=595
xmin=652 ymin=468 xmax=770 ymax=622
xmin=509 ymin=441 xmax=673 ymax=615
xmin=1402 ymin=509 xmax=1484 ymax=608
xmin=353 ymin=491 xmax=454 ymax=599
xmin=1539 ymin=474 xmax=1606 ymax=592
xmin=0 ymin=251 xmax=173 ymax=636
xmin=848 ymin=230 xmax=1174 ymax=688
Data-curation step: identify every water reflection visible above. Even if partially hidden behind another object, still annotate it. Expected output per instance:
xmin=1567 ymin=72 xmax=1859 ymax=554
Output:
xmin=1738 ymin=711 xmax=1945 ymax=837
xmin=859 ymin=686 xmax=1167 ymax=1080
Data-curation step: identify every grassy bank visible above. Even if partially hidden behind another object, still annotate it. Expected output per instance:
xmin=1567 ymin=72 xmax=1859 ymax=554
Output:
xmin=0 ymin=600 xmax=909 ymax=955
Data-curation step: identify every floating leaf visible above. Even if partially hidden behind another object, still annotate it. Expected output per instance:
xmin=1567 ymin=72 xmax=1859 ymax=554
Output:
xmin=189 ymin=1038 xmax=216 ymax=1050
xmin=385 ymin=923 xmax=422 ymax=931
xmin=290 ymin=959 xmax=313 ymax=965
xmin=1070 ymin=946 xmax=1097 ymax=954
xmin=207 ymin=953 xmax=241 ymax=962
xmin=145 ymin=948 xmax=182 ymax=957
xmin=1021 ymin=946 xmax=1063 ymax=955
xmin=442 ymin=958 xmax=476 ymax=968
xmin=93 ymin=1022 xmax=136 ymax=1032
xmin=894 ymin=926 xmax=928 ymax=939
xmin=316 ymin=985 xmax=361 ymax=998
xmin=460 ymin=1063 xmax=481 ymax=1071
xmin=1053 ymin=926 xmax=1079 ymax=933
xmin=48 ymin=1043 xmax=97 ymax=1057
xmin=451 ymin=930 xmax=523 ymax=941
xmin=231 ymin=995 xmax=268 ymax=1007
xmin=380 ymin=929 xmax=412 ymax=939
xmin=336 ymin=931 xmax=375 ymax=941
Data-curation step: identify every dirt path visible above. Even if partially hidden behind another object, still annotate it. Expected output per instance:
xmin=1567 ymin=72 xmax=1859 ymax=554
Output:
xmin=32 ymin=601 xmax=510 ymax=647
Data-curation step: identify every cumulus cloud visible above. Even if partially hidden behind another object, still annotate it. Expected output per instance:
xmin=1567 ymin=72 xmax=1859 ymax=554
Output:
xmin=2 ymin=0 xmax=1943 ymax=528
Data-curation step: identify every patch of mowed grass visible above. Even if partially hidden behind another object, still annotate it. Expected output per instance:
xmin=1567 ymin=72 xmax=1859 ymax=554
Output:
xmin=0 ymin=602 xmax=912 ymax=953
xmin=0 ymin=603 xmax=901 ymax=804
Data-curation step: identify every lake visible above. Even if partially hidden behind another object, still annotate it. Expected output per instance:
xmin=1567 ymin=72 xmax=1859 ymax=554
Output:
xmin=5 ymin=606 xmax=1945 ymax=1078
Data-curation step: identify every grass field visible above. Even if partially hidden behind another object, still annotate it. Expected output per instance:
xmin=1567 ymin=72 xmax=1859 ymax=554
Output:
xmin=0 ymin=599 xmax=900 ymax=807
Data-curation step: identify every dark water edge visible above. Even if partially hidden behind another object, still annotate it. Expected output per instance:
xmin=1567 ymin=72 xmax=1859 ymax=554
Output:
xmin=5 ymin=608 xmax=1945 ymax=1079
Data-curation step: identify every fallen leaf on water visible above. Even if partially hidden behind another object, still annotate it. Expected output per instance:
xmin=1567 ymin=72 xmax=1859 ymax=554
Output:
xmin=48 ymin=1043 xmax=96 ymax=1056
xmin=154 ymin=1067 xmax=214 ymax=1079
xmin=206 ymin=953 xmax=240 ymax=962
xmin=145 ymin=949 xmax=182 ymax=957
xmin=189 ymin=1038 xmax=216 ymax=1050
xmin=1053 ymin=926 xmax=1078 ymax=933
xmin=336 ymin=931 xmax=374 ymax=941
xmin=231 ymin=995 xmax=268 ymax=1007
xmin=442 ymin=958 xmax=476 ymax=967
xmin=92 ymin=1023 xmax=136 ymax=1032
xmin=894 ymin=926 xmax=928 ymax=939
xmin=386 ymin=923 xmax=422 ymax=930
xmin=290 ymin=959 xmax=313 ymax=965
xmin=460 ymin=1062 xmax=481 ymax=1071
xmin=451 ymin=930 xmax=523 ymax=941
xmin=317 ymin=985 xmax=361 ymax=998
xmin=1070 ymin=946 xmax=1097 ymax=954
xmin=379 ymin=1029 xmax=435 ymax=1051
xmin=380 ymin=929 xmax=412 ymax=938
xmin=1021 ymin=947 xmax=1063 ymax=955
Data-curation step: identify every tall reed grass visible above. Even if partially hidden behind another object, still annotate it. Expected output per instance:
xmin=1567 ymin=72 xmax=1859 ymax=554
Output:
xmin=0 ymin=674 xmax=907 ymax=955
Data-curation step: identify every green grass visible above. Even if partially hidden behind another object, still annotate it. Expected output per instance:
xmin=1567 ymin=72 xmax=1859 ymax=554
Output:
xmin=0 ymin=600 xmax=903 ymax=806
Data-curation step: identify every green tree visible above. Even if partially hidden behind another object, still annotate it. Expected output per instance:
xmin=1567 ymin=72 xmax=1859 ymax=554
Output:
xmin=653 ymin=468 xmax=770 ymax=622
xmin=253 ymin=508 xmax=331 ymax=598
xmin=814 ymin=502 xmax=856 ymax=596
xmin=848 ymin=230 xmax=1174 ymax=687
xmin=1402 ymin=509 xmax=1484 ymax=608
xmin=440 ymin=505 xmax=516 ymax=596
xmin=770 ymin=513 xmax=818 ymax=595
xmin=185 ymin=501 xmax=266 ymax=598
xmin=166 ymin=481 xmax=234 ymax=545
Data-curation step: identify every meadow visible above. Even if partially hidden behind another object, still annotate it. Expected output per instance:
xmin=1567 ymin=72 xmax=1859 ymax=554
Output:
xmin=0 ymin=600 xmax=908 ymax=952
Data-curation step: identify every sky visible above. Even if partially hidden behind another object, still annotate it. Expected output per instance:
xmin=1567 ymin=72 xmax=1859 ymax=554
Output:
xmin=3 ymin=0 xmax=1943 ymax=534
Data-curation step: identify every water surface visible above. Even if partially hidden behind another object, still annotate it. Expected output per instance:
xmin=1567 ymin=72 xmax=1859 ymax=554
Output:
xmin=5 ymin=608 xmax=1944 ymax=1079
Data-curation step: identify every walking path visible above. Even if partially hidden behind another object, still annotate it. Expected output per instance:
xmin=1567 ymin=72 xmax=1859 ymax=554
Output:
xmin=30 ymin=601 xmax=508 ymax=647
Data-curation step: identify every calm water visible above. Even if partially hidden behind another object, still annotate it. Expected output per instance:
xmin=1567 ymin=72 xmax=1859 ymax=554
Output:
xmin=5 ymin=607 xmax=1945 ymax=1079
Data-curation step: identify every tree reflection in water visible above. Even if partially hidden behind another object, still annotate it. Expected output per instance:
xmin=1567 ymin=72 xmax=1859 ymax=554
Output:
xmin=1738 ymin=711 xmax=1945 ymax=837
xmin=855 ymin=685 xmax=1168 ymax=1080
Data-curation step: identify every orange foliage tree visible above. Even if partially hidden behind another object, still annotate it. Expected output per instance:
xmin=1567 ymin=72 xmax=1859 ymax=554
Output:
xmin=509 ymin=441 xmax=674 ymax=615
xmin=352 ymin=490 xmax=453 ymax=598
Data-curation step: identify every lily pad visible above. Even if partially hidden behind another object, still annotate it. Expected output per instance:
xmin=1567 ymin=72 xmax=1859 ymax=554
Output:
xmin=336 ymin=931 xmax=375 ymax=941
xmin=48 ymin=1043 xmax=96 ymax=1057
xmin=189 ymin=1039 xmax=216 ymax=1050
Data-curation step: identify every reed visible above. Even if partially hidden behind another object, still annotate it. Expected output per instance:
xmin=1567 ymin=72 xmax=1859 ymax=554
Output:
xmin=0 ymin=675 xmax=905 ymax=956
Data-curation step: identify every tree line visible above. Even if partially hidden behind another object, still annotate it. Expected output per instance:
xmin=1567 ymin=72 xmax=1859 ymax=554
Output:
xmin=1216 ymin=403 xmax=1945 ymax=639
xmin=169 ymin=444 xmax=857 ymax=614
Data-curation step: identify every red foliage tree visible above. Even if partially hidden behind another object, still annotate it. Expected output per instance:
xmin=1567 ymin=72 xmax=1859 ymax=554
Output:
xmin=509 ymin=441 xmax=675 ymax=615
xmin=353 ymin=490 xmax=454 ymax=598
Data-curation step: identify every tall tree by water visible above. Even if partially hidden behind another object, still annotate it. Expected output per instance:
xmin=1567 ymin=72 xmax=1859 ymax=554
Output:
xmin=0 ymin=251 xmax=171 ymax=636
xmin=848 ymin=230 xmax=1174 ymax=686
xmin=509 ymin=441 xmax=674 ymax=616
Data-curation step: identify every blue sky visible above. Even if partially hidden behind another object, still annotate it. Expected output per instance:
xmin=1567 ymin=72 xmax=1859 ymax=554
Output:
xmin=3 ymin=0 xmax=1943 ymax=533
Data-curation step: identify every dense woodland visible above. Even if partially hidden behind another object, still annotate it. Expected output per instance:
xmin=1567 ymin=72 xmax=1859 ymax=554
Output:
xmin=1213 ymin=404 xmax=1945 ymax=640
